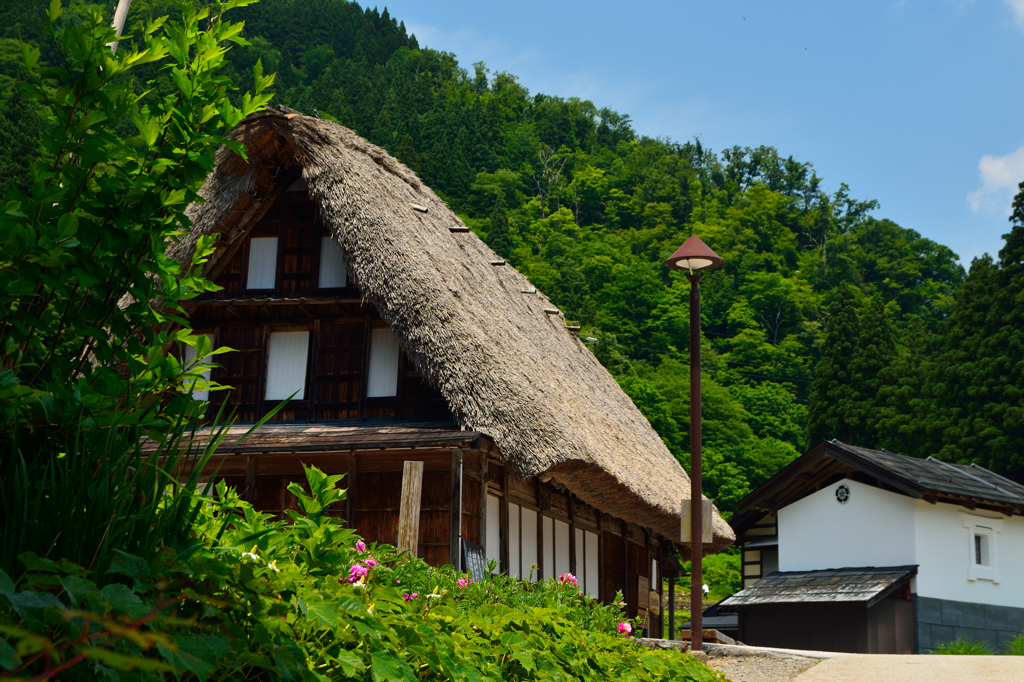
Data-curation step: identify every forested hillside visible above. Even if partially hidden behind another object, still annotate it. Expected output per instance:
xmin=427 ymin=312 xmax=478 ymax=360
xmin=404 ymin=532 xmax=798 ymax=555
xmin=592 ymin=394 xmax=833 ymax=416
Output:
xmin=3 ymin=0 xmax=1022 ymax=515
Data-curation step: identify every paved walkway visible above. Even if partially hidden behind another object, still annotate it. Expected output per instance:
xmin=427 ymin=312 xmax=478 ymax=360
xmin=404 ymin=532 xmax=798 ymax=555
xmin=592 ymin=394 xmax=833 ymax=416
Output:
xmin=794 ymin=654 xmax=1024 ymax=681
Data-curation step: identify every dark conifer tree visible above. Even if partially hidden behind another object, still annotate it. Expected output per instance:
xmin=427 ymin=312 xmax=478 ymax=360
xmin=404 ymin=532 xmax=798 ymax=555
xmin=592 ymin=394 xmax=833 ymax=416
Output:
xmin=806 ymin=284 xmax=861 ymax=445
xmin=487 ymin=194 xmax=513 ymax=260
xmin=874 ymin=316 xmax=936 ymax=457
xmin=929 ymin=183 xmax=1024 ymax=479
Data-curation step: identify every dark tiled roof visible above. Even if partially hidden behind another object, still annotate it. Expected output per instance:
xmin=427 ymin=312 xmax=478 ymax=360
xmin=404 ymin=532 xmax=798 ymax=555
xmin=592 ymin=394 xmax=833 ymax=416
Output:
xmin=829 ymin=442 xmax=1024 ymax=510
xmin=720 ymin=565 xmax=917 ymax=608
xmin=733 ymin=441 xmax=1024 ymax=531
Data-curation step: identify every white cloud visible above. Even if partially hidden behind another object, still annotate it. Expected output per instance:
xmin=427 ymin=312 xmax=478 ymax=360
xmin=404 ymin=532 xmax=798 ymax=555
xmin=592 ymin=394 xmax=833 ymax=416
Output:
xmin=1006 ymin=0 xmax=1024 ymax=27
xmin=967 ymin=144 xmax=1024 ymax=214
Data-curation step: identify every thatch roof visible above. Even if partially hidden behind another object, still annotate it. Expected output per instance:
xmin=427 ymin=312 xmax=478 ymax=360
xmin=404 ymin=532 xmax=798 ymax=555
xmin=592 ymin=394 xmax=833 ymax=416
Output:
xmin=171 ymin=110 xmax=733 ymax=551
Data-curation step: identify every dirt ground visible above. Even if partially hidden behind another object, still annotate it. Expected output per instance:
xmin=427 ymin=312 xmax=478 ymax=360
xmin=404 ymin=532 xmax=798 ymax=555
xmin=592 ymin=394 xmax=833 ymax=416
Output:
xmin=706 ymin=652 xmax=818 ymax=682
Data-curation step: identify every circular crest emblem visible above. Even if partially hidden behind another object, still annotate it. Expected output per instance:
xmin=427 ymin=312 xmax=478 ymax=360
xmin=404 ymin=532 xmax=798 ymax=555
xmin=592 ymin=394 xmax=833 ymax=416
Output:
xmin=836 ymin=484 xmax=851 ymax=504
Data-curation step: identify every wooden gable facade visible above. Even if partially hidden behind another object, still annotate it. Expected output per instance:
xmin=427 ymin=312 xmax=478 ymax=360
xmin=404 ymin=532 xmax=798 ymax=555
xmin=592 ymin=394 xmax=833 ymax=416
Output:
xmin=181 ymin=181 xmax=673 ymax=634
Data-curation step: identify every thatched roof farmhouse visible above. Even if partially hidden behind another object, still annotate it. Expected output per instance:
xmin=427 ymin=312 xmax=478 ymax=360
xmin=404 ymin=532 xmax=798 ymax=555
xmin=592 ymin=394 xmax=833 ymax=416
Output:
xmin=172 ymin=108 xmax=733 ymax=633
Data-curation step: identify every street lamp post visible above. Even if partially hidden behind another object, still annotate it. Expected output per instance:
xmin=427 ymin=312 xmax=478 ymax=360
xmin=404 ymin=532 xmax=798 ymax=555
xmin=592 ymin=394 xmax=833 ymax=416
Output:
xmin=664 ymin=234 xmax=723 ymax=653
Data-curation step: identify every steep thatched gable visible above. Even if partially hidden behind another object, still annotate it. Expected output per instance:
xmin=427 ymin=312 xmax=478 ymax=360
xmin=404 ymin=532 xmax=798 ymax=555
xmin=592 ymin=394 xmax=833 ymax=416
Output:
xmin=172 ymin=110 xmax=733 ymax=550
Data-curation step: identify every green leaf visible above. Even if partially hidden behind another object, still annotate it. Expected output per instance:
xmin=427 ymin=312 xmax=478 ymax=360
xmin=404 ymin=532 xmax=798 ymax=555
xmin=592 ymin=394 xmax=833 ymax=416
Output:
xmin=157 ymin=643 xmax=217 ymax=681
xmin=107 ymin=551 xmax=151 ymax=582
xmin=0 ymin=638 xmax=20 ymax=671
xmin=371 ymin=651 xmax=413 ymax=682
xmin=132 ymin=113 xmax=162 ymax=148
xmin=47 ymin=0 xmax=62 ymax=23
xmin=57 ymin=213 xmax=79 ymax=238
xmin=99 ymin=584 xmax=149 ymax=619
xmin=61 ymin=576 xmax=99 ymax=607
xmin=0 ymin=570 xmax=13 ymax=593
xmin=330 ymin=650 xmax=365 ymax=677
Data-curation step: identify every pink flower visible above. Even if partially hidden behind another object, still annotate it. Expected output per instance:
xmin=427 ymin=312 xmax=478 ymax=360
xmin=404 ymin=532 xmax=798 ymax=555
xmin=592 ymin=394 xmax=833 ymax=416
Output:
xmin=457 ymin=578 xmax=469 ymax=590
xmin=403 ymin=593 xmax=412 ymax=601
xmin=355 ymin=540 xmax=366 ymax=553
xmin=365 ymin=556 xmax=379 ymax=567
xmin=412 ymin=593 xmax=419 ymax=598
xmin=558 ymin=572 xmax=578 ymax=587
xmin=618 ymin=622 xmax=632 ymax=637
xmin=345 ymin=563 xmax=370 ymax=583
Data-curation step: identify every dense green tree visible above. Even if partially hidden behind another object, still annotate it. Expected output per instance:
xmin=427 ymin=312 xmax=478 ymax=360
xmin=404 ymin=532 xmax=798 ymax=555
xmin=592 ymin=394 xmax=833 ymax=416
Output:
xmin=806 ymin=285 xmax=862 ymax=445
xmin=927 ymin=185 xmax=1024 ymax=479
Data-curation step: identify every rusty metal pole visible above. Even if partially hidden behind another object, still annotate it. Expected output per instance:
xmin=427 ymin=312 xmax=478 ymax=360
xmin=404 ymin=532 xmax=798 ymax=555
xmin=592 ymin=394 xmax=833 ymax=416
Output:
xmin=687 ymin=273 xmax=703 ymax=653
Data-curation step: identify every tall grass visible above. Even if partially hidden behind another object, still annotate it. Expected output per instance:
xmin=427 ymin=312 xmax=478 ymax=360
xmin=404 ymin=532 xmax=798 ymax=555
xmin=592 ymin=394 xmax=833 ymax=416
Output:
xmin=0 ymin=399 xmax=238 ymax=582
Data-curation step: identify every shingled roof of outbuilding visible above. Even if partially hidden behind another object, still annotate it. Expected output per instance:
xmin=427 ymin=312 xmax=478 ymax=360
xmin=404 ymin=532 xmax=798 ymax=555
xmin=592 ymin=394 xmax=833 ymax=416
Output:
xmin=721 ymin=565 xmax=917 ymax=608
xmin=169 ymin=110 xmax=733 ymax=551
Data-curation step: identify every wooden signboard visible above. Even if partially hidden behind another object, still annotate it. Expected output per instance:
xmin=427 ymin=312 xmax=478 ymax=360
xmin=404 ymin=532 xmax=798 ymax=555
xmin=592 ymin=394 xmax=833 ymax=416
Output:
xmin=461 ymin=540 xmax=487 ymax=583
xmin=680 ymin=499 xmax=713 ymax=543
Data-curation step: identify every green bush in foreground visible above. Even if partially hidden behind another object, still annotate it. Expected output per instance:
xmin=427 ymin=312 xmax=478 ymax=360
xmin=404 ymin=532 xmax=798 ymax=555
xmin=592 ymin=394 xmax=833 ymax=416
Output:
xmin=1010 ymin=634 xmax=1024 ymax=656
xmin=0 ymin=465 xmax=723 ymax=681
xmin=932 ymin=638 xmax=993 ymax=655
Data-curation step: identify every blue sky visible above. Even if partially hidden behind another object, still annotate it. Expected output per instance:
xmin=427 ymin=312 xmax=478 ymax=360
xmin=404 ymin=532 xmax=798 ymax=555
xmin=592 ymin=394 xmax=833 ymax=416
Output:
xmin=378 ymin=0 xmax=1024 ymax=265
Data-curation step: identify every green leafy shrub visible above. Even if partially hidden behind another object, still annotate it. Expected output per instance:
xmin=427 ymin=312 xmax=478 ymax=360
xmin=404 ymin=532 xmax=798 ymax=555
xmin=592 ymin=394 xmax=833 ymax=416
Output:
xmin=0 ymin=0 xmax=272 ymax=579
xmin=1009 ymin=634 xmax=1024 ymax=656
xmin=932 ymin=638 xmax=992 ymax=655
xmin=0 ymin=465 xmax=723 ymax=680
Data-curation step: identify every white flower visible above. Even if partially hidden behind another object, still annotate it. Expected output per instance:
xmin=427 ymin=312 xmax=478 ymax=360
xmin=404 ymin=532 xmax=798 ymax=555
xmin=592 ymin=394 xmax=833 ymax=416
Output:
xmin=266 ymin=560 xmax=280 ymax=573
xmin=241 ymin=545 xmax=260 ymax=562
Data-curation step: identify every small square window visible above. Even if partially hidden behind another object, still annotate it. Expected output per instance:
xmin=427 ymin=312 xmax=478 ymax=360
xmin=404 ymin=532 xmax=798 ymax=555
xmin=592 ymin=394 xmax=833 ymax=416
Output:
xmin=265 ymin=331 xmax=309 ymax=400
xmin=318 ymin=236 xmax=348 ymax=288
xmin=962 ymin=514 xmax=1002 ymax=583
xmin=366 ymin=327 xmax=400 ymax=398
xmin=975 ymin=532 xmax=990 ymax=566
xmin=247 ymin=237 xmax=278 ymax=290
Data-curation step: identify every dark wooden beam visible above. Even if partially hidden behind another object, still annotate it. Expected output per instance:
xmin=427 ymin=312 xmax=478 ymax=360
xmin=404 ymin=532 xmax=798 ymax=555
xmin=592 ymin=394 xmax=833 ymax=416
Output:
xmin=450 ymin=448 xmax=463 ymax=569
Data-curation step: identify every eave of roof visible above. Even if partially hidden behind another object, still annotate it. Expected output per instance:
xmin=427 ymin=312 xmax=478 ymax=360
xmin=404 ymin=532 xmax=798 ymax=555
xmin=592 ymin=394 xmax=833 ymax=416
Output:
xmin=720 ymin=565 xmax=918 ymax=608
xmin=733 ymin=440 xmax=1024 ymax=535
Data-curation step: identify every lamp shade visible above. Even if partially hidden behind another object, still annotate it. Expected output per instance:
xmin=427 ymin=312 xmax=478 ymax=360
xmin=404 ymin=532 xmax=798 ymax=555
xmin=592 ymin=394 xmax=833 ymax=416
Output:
xmin=664 ymin=234 xmax=723 ymax=271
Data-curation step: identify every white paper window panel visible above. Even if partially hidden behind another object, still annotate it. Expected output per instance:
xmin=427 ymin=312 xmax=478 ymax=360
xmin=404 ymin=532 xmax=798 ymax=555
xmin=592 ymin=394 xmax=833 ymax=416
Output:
xmin=554 ymin=520 xmax=571 ymax=579
xmin=509 ymin=503 xmax=521 ymax=579
xmin=575 ymin=528 xmax=585 ymax=587
xmin=652 ymin=559 xmax=658 ymax=584
xmin=182 ymin=335 xmax=213 ymax=401
xmin=246 ymin=237 xmax=278 ymax=290
xmin=521 ymin=507 xmax=538 ymax=582
xmin=318 ymin=236 xmax=348 ymax=288
xmin=366 ymin=327 xmax=400 ymax=397
xmin=486 ymin=495 xmax=501 ymax=566
xmin=585 ymin=531 xmax=600 ymax=598
xmin=265 ymin=331 xmax=309 ymax=400
xmin=542 ymin=517 xmax=554 ymax=580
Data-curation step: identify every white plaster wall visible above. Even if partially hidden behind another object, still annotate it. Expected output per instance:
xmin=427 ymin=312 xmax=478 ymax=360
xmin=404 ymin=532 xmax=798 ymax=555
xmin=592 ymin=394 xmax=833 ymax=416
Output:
xmin=778 ymin=478 xmax=916 ymax=572
xmin=913 ymin=500 xmax=1024 ymax=608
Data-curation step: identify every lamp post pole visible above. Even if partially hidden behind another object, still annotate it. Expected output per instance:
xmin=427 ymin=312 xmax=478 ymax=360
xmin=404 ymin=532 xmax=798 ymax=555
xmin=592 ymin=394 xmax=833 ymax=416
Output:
xmin=687 ymin=273 xmax=704 ymax=652
xmin=663 ymin=234 xmax=722 ymax=655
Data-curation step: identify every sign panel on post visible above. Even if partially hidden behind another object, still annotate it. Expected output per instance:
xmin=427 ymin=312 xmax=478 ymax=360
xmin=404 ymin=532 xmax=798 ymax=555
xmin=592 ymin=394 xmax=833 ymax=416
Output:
xmin=681 ymin=498 xmax=714 ymax=544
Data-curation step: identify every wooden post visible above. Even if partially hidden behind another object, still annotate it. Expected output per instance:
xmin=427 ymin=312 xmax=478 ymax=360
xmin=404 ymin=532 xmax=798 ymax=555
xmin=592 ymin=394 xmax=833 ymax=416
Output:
xmin=245 ymin=454 xmax=256 ymax=504
xmin=450 ymin=448 xmax=463 ymax=570
xmin=346 ymin=453 xmax=358 ymax=529
xmin=397 ymin=461 xmax=424 ymax=555
xmin=668 ymin=572 xmax=676 ymax=640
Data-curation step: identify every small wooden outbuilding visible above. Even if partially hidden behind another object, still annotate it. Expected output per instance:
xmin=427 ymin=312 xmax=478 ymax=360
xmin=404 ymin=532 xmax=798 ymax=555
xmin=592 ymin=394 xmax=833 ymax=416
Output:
xmin=726 ymin=440 xmax=1024 ymax=653
xmin=167 ymin=108 xmax=734 ymax=633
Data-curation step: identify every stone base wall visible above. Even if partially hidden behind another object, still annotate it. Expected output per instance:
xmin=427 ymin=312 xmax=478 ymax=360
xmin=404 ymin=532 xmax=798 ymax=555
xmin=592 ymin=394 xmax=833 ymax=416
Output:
xmin=915 ymin=596 xmax=1024 ymax=653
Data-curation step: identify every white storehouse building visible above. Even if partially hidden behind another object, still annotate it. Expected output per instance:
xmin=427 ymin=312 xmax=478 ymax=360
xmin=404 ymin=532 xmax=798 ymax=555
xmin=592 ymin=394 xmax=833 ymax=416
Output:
xmin=723 ymin=440 xmax=1024 ymax=653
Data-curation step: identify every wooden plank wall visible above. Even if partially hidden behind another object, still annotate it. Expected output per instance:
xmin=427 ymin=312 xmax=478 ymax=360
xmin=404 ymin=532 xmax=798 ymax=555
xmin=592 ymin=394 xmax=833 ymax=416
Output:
xmin=204 ymin=447 xmax=667 ymax=634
